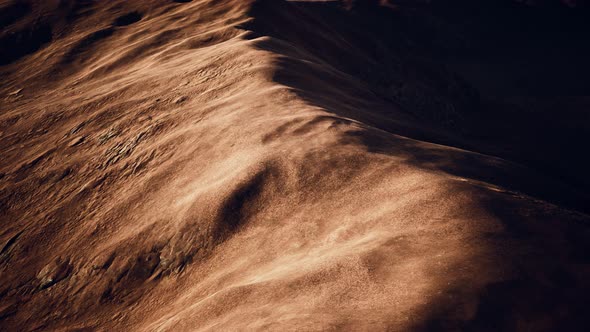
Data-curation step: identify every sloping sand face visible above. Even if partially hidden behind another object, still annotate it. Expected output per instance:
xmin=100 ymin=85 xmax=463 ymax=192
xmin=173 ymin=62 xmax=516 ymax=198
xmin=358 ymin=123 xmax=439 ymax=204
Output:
xmin=1 ymin=0 xmax=589 ymax=331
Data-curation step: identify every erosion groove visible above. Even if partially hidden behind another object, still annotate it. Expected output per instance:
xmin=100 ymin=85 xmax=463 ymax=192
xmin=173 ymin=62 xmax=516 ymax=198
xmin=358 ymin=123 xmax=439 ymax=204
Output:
xmin=113 ymin=12 xmax=143 ymax=27
xmin=0 ymin=2 xmax=31 ymax=29
xmin=0 ymin=23 xmax=52 ymax=65
xmin=61 ymin=27 xmax=115 ymax=64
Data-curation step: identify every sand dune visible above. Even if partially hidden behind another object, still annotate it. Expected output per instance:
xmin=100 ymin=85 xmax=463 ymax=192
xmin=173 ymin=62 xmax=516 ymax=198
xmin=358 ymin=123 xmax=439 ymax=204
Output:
xmin=1 ymin=0 xmax=589 ymax=330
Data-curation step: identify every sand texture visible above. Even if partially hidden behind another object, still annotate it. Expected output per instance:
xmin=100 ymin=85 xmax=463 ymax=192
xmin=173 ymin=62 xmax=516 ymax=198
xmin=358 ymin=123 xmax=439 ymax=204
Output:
xmin=1 ymin=0 xmax=589 ymax=331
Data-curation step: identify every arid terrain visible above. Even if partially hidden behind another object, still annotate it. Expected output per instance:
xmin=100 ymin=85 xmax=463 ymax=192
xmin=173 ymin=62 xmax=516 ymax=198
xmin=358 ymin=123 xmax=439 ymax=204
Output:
xmin=1 ymin=0 xmax=589 ymax=331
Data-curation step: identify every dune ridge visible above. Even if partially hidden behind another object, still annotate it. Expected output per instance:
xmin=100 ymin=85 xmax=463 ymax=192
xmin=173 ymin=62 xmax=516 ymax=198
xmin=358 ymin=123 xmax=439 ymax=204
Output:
xmin=1 ymin=0 xmax=589 ymax=330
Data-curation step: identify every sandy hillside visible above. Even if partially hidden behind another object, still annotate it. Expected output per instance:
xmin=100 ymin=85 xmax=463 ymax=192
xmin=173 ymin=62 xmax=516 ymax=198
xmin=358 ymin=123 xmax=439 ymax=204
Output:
xmin=1 ymin=0 xmax=589 ymax=331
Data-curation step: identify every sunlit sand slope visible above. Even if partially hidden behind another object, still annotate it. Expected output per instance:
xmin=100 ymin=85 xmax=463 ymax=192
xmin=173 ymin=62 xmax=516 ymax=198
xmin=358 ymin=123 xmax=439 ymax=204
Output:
xmin=1 ymin=0 xmax=588 ymax=330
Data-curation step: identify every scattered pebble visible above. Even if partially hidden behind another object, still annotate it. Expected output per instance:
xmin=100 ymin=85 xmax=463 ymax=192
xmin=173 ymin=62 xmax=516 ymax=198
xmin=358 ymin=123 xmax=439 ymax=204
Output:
xmin=174 ymin=96 xmax=188 ymax=104
xmin=8 ymin=88 xmax=22 ymax=96
xmin=68 ymin=136 xmax=86 ymax=147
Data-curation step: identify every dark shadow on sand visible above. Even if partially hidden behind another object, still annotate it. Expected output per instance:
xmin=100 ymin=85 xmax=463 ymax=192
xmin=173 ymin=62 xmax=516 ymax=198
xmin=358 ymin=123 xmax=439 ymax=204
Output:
xmin=241 ymin=1 xmax=590 ymax=330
